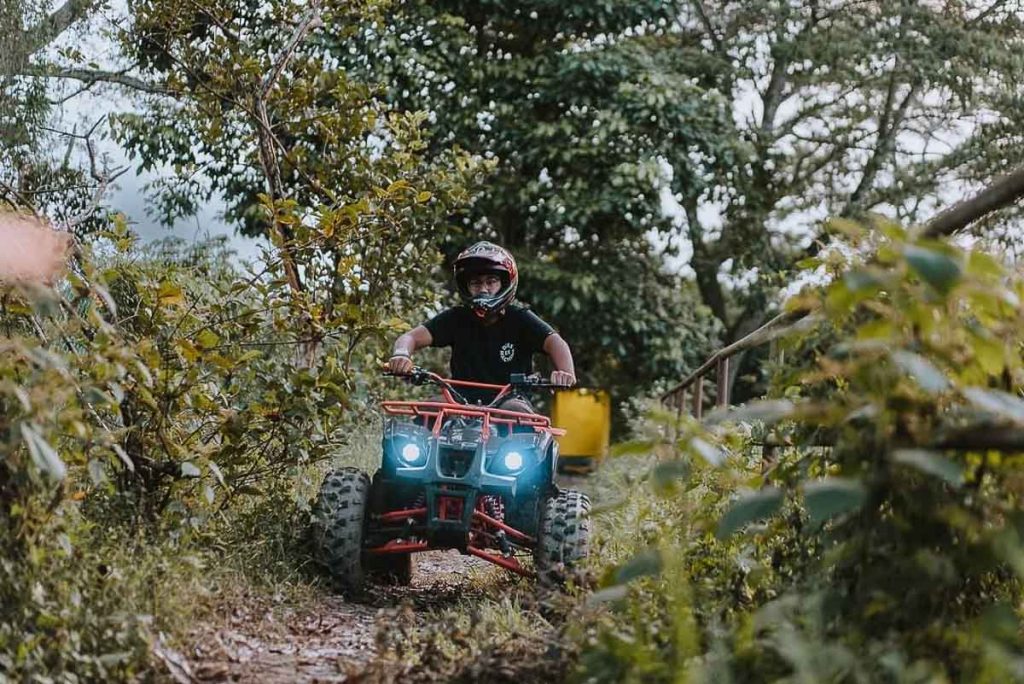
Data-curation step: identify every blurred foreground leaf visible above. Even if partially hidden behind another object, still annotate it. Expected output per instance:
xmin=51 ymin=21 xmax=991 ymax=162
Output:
xmin=717 ymin=487 xmax=783 ymax=538
xmin=804 ymin=478 xmax=866 ymax=527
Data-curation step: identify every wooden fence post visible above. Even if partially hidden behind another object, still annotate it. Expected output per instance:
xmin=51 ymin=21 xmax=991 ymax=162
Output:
xmin=692 ymin=377 xmax=703 ymax=420
xmin=716 ymin=358 xmax=730 ymax=408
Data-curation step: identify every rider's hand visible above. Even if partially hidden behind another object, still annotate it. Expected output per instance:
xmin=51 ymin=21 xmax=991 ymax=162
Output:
xmin=388 ymin=354 xmax=414 ymax=375
xmin=550 ymin=370 xmax=576 ymax=387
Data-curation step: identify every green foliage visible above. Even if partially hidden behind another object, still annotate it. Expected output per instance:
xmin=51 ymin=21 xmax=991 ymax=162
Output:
xmin=337 ymin=0 xmax=727 ymax=399
xmin=0 ymin=0 xmax=113 ymax=234
xmin=576 ymin=225 xmax=1024 ymax=681
xmin=0 ymin=218 xmax=437 ymax=675
xmin=338 ymin=0 xmax=1024 ymax=375
xmin=114 ymin=0 xmax=484 ymax=238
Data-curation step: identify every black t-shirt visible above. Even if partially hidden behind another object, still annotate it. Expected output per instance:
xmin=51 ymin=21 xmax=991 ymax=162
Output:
xmin=423 ymin=304 xmax=556 ymax=404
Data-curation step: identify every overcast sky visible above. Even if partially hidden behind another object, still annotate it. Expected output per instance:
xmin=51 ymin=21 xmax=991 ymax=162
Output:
xmin=47 ymin=1 xmax=265 ymax=262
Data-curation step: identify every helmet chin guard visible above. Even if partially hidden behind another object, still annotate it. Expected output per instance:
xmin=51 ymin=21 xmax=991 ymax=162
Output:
xmin=453 ymin=241 xmax=518 ymax=317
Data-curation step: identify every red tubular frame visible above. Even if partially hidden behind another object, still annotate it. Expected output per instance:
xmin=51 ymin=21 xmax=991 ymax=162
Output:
xmin=367 ymin=372 xmax=551 ymax=578
xmin=377 ymin=507 xmax=428 ymax=524
xmin=472 ymin=510 xmax=534 ymax=544
xmin=366 ymin=498 xmax=537 ymax=577
xmin=365 ymin=540 xmax=430 ymax=554
xmin=381 ymin=373 xmax=566 ymax=439
xmin=467 ymin=546 xmax=531 ymax=577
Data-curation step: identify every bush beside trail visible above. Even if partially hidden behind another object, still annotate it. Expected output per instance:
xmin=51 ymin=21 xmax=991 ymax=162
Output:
xmin=571 ymin=224 xmax=1024 ymax=682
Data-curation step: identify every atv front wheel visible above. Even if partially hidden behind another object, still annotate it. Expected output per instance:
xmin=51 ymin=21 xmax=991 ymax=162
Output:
xmin=312 ymin=467 xmax=370 ymax=592
xmin=535 ymin=489 xmax=591 ymax=586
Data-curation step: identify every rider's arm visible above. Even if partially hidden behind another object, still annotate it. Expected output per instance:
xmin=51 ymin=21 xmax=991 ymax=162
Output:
xmin=388 ymin=326 xmax=433 ymax=374
xmin=543 ymin=333 xmax=576 ymax=386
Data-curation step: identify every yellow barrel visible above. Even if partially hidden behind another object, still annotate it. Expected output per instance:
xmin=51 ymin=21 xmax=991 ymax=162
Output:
xmin=551 ymin=388 xmax=611 ymax=473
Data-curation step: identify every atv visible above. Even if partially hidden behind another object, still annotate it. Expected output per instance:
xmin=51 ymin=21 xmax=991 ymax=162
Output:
xmin=311 ymin=367 xmax=591 ymax=591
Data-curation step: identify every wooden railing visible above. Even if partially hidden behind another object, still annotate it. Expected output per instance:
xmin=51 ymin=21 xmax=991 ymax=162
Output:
xmin=661 ymin=310 xmax=809 ymax=419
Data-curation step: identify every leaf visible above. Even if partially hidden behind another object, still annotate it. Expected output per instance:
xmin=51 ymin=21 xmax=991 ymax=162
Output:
xmin=176 ymin=338 xmax=199 ymax=363
xmin=651 ymin=460 xmax=690 ymax=495
xmin=21 ymin=423 xmax=66 ymax=480
xmin=843 ymin=269 xmax=882 ymax=293
xmin=904 ymin=245 xmax=962 ymax=294
xmin=855 ymin=319 xmax=894 ymax=341
xmin=717 ymin=487 xmax=783 ymax=538
xmin=586 ymin=585 xmax=628 ymax=606
xmin=613 ymin=548 xmax=663 ymax=584
xmin=826 ymin=217 xmax=867 ymax=240
xmin=197 ymin=329 xmax=221 ymax=350
xmin=180 ymin=461 xmax=201 ymax=478
xmin=891 ymin=351 xmax=950 ymax=394
xmin=415 ymin=191 xmax=432 ymax=203
xmin=157 ymin=281 xmax=185 ymax=307
xmin=795 ymin=257 xmax=821 ymax=270
xmin=963 ymin=387 xmax=1024 ymax=422
xmin=967 ymin=250 xmax=1003 ymax=279
xmin=876 ymin=220 xmax=907 ymax=241
xmin=705 ymin=399 xmax=795 ymax=426
xmin=972 ymin=335 xmax=1005 ymax=376
xmin=92 ymin=283 xmax=118 ymax=317
xmin=87 ymin=459 xmax=106 ymax=485
xmin=208 ymin=461 xmax=226 ymax=487
xmin=690 ymin=437 xmax=725 ymax=466
xmin=804 ymin=478 xmax=866 ymax=527
xmin=980 ymin=603 xmax=1021 ymax=644
xmin=111 ymin=444 xmax=135 ymax=472
xmin=892 ymin=449 xmax=964 ymax=487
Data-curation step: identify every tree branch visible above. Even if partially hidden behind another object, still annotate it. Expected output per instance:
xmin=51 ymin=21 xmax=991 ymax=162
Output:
xmin=31 ymin=66 xmax=169 ymax=95
xmin=846 ymin=78 xmax=917 ymax=214
xmin=65 ymin=143 xmax=128 ymax=230
xmin=683 ymin=199 xmax=728 ymax=326
xmin=685 ymin=0 xmax=727 ymax=60
xmin=922 ymin=166 xmax=1024 ymax=238
xmin=251 ymin=1 xmax=323 ymax=298
xmin=967 ymin=0 xmax=1009 ymax=26
xmin=661 ymin=309 xmax=815 ymax=401
xmin=760 ymin=55 xmax=789 ymax=134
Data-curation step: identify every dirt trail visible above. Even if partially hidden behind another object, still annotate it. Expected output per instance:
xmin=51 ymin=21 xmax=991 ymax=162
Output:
xmin=161 ymin=475 xmax=590 ymax=683
xmin=165 ymin=552 xmax=496 ymax=683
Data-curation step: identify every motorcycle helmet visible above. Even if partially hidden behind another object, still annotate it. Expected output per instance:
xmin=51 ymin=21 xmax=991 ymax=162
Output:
xmin=453 ymin=241 xmax=518 ymax=317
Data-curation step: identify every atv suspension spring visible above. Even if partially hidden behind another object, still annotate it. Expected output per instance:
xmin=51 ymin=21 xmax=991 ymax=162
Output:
xmin=480 ymin=495 xmax=505 ymax=522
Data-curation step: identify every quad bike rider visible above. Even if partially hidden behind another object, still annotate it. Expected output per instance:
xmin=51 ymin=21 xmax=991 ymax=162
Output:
xmin=311 ymin=242 xmax=591 ymax=589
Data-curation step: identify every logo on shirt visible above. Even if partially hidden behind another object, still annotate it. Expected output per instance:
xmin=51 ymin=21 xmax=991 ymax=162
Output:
xmin=500 ymin=342 xmax=515 ymax=363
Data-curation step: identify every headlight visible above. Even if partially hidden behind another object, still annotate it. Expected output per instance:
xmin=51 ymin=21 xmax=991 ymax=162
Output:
xmin=503 ymin=451 xmax=524 ymax=471
xmin=400 ymin=442 xmax=424 ymax=465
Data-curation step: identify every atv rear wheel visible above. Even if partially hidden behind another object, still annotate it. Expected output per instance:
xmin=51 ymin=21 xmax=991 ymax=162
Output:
xmin=312 ymin=467 xmax=370 ymax=592
xmin=535 ymin=488 xmax=591 ymax=586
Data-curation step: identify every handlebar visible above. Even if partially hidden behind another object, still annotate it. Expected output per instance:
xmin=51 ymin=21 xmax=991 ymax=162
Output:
xmin=507 ymin=373 xmax=566 ymax=390
xmin=382 ymin=367 xmax=568 ymax=395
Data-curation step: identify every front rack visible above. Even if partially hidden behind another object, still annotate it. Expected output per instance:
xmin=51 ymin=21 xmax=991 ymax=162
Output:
xmin=381 ymin=400 xmax=565 ymax=438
